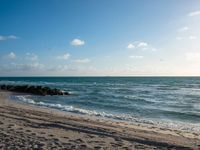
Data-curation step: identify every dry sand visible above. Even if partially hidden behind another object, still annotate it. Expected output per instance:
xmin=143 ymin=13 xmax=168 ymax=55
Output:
xmin=0 ymin=91 xmax=200 ymax=150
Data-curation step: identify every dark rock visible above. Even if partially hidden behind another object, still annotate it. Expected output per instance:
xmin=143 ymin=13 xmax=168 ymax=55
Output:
xmin=0 ymin=84 xmax=69 ymax=96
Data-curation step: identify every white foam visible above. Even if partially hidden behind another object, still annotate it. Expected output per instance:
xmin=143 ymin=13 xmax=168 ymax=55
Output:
xmin=15 ymin=96 xmax=36 ymax=104
xmin=14 ymin=95 xmax=200 ymax=133
xmin=193 ymin=103 xmax=200 ymax=110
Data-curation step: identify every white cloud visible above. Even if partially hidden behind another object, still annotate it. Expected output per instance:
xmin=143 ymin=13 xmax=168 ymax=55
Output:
xmin=129 ymin=55 xmax=143 ymax=59
xmin=176 ymin=36 xmax=197 ymax=40
xmin=26 ymin=53 xmax=38 ymax=61
xmin=189 ymin=36 xmax=197 ymax=40
xmin=70 ymin=38 xmax=85 ymax=46
xmin=7 ymin=52 xmax=16 ymax=59
xmin=137 ymin=42 xmax=148 ymax=47
xmin=56 ymin=53 xmax=70 ymax=60
xmin=185 ymin=52 xmax=200 ymax=61
xmin=151 ymin=48 xmax=157 ymax=51
xmin=127 ymin=44 xmax=135 ymax=49
xmin=53 ymin=65 xmax=69 ymax=72
xmin=0 ymin=62 xmax=44 ymax=72
xmin=176 ymin=37 xmax=184 ymax=40
xmin=7 ymin=35 xmax=18 ymax=39
xmin=74 ymin=58 xmax=90 ymax=63
xmin=178 ymin=26 xmax=189 ymax=32
xmin=188 ymin=11 xmax=200 ymax=17
xmin=20 ymin=62 xmax=44 ymax=71
xmin=0 ymin=36 xmax=5 ymax=41
xmin=127 ymin=41 xmax=156 ymax=51
xmin=0 ymin=35 xmax=19 ymax=41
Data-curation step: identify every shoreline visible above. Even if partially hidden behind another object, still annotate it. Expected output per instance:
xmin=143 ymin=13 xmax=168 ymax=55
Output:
xmin=0 ymin=91 xmax=200 ymax=149
xmin=10 ymin=91 xmax=200 ymax=136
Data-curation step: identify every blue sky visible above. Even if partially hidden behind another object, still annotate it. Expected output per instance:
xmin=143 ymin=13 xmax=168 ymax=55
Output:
xmin=1 ymin=0 xmax=200 ymax=76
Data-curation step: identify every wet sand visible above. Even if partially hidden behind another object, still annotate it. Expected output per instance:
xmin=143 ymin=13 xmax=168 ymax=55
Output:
xmin=0 ymin=91 xmax=200 ymax=150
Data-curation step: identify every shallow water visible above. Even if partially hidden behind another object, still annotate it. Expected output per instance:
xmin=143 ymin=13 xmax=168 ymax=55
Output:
xmin=1 ymin=77 xmax=200 ymax=132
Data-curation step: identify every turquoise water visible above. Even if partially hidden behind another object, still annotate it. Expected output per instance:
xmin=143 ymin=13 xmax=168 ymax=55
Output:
xmin=1 ymin=77 xmax=200 ymax=132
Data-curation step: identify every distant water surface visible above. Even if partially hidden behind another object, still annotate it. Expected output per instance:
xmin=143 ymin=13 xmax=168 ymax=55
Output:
xmin=1 ymin=77 xmax=200 ymax=132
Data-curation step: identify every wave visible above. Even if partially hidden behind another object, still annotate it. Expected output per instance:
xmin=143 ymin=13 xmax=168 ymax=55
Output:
xmin=15 ymin=95 xmax=135 ymax=120
xmin=14 ymin=95 xmax=200 ymax=133
xmin=14 ymin=96 xmax=158 ymax=123
xmin=124 ymin=95 xmax=156 ymax=103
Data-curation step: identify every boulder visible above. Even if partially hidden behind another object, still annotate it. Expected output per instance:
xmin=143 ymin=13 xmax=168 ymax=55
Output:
xmin=0 ymin=84 xmax=69 ymax=96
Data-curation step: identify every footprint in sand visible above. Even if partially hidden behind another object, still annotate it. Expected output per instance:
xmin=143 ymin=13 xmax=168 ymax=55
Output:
xmin=94 ymin=146 xmax=102 ymax=149
xmin=75 ymin=138 xmax=83 ymax=144
xmin=87 ymin=134 xmax=95 ymax=138
xmin=135 ymin=144 xmax=146 ymax=149
xmin=114 ymin=138 xmax=122 ymax=142
xmin=63 ymin=136 xmax=69 ymax=139
xmin=99 ymin=135 xmax=106 ymax=138
xmin=25 ymin=130 xmax=31 ymax=132
xmin=71 ymin=145 xmax=76 ymax=149
xmin=31 ymin=133 xmax=36 ymax=136
xmin=8 ymin=124 xmax=15 ymax=127
xmin=40 ymin=131 xmax=45 ymax=134
xmin=52 ymin=138 xmax=59 ymax=141
xmin=10 ymin=128 xmax=14 ymax=131
xmin=79 ymin=144 xmax=87 ymax=148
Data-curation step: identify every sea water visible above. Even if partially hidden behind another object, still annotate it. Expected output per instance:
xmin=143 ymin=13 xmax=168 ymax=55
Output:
xmin=1 ymin=77 xmax=200 ymax=133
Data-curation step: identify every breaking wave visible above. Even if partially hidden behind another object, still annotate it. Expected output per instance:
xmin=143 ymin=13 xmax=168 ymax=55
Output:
xmin=14 ymin=95 xmax=200 ymax=133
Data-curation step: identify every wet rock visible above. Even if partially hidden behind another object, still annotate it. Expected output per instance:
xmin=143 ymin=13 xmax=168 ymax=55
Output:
xmin=0 ymin=84 xmax=69 ymax=96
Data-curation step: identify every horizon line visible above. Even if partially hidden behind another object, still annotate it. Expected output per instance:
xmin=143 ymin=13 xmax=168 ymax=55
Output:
xmin=1 ymin=75 xmax=200 ymax=78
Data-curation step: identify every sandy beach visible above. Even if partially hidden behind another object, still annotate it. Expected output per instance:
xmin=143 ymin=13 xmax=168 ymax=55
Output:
xmin=0 ymin=91 xmax=200 ymax=150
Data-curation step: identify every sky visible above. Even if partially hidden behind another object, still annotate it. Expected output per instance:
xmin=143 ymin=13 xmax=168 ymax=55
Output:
xmin=0 ymin=0 xmax=200 ymax=76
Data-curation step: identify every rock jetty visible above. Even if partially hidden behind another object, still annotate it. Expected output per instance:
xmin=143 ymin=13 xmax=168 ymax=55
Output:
xmin=0 ymin=84 xmax=69 ymax=96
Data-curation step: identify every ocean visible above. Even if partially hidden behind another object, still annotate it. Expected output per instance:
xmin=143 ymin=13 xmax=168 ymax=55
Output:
xmin=1 ymin=77 xmax=200 ymax=133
